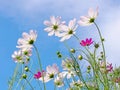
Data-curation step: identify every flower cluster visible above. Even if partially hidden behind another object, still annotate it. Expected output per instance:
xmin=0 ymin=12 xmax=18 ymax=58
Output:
xmin=12 ymin=30 xmax=37 ymax=63
xmin=9 ymin=7 xmax=120 ymax=90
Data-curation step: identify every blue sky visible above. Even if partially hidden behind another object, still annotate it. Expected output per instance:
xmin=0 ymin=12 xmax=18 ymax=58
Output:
xmin=0 ymin=0 xmax=120 ymax=89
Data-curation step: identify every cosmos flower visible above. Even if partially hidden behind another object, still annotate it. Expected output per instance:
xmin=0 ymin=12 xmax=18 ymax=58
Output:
xmin=12 ymin=49 xmax=32 ymax=63
xmin=78 ymin=7 xmax=98 ymax=26
xmin=44 ymin=64 xmax=59 ymax=82
xmin=22 ymin=49 xmax=32 ymax=57
xmin=80 ymin=38 xmax=93 ymax=46
xmin=44 ymin=16 xmax=65 ymax=36
xmin=16 ymin=30 xmax=37 ymax=50
xmin=54 ymin=73 xmax=64 ymax=87
xmin=12 ymin=50 xmax=23 ymax=63
xmin=60 ymin=71 xmax=76 ymax=79
xmin=106 ymin=63 xmax=113 ymax=72
xmin=34 ymin=71 xmax=44 ymax=79
xmin=62 ymin=58 xmax=74 ymax=71
xmin=59 ymin=19 xmax=78 ymax=42
xmin=70 ymin=80 xmax=84 ymax=88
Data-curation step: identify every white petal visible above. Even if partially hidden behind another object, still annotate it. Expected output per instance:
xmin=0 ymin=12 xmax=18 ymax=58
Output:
xmin=48 ymin=31 xmax=54 ymax=36
xmin=44 ymin=20 xmax=52 ymax=26
xmin=50 ymin=16 xmax=56 ymax=25
xmin=88 ymin=8 xmax=94 ymax=17
xmin=68 ymin=18 xmax=76 ymax=29
xmin=44 ymin=27 xmax=52 ymax=32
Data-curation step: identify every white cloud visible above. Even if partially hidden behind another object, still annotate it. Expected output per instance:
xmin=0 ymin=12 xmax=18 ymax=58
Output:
xmin=0 ymin=0 xmax=100 ymax=19
xmin=102 ymin=7 xmax=120 ymax=66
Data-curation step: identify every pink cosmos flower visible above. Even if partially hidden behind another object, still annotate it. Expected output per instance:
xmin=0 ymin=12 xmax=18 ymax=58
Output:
xmin=106 ymin=63 xmax=113 ymax=72
xmin=80 ymin=38 xmax=93 ymax=46
xmin=34 ymin=71 xmax=44 ymax=79
xmin=114 ymin=77 xmax=120 ymax=83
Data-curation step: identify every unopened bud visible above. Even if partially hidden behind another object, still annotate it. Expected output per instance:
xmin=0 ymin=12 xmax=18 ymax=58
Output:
xmin=24 ymin=66 xmax=29 ymax=72
xmin=22 ymin=74 xmax=27 ymax=79
xmin=70 ymin=48 xmax=75 ymax=53
xmin=56 ymin=51 xmax=60 ymax=55
xmin=56 ymin=51 xmax=62 ymax=58
xmin=26 ymin=57 xmax=30 ymax=62
xmin=78 ymin=55 xmax=83 ymax=60
xmin=101 ymin=38 xmax=105 ymax=42
xmin=58 ymin=54 xmax=62 ymax=58
xmin=87 ymin=65 xmax=91 ymax=70
xmin=94 ymin=43 xmax=99 ymax=48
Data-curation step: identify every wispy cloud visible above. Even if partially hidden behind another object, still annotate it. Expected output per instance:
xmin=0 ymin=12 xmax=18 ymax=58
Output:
xmin=102 ymin=6 xmax=120 ymax=66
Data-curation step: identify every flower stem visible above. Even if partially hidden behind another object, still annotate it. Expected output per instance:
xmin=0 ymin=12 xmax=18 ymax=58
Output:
xmin=8 ymin=63 xmax=20 ymax=90
xmin=94 ymin=22 xmax=109 ymax=90
xmin=33 ymin=44 xmax=42 ymax=71
xmin=33 ymin=44 xmax=46 ymax=90
xmin=25 ymin=79 xmax=34 ymax=90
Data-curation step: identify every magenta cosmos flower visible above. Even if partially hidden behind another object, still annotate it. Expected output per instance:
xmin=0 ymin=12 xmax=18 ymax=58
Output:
xmin=106 ymin=63 xmax=113 ymax=72
xmin=34 ymin=71 xmax=44 ymax=79
xmin=80 ymin=38 xmax=93 ymax=46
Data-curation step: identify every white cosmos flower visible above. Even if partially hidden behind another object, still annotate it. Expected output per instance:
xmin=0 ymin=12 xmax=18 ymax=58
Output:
xmin=60 ymin=71 xmax=76 ymax=79
xmin=12 ymin=50 xmax=22 ymax=63
xmin=45 ymin=64 xmax=59 ymax=82
xmin=44 ymin=16 xmax=65 ymax=36
xmin=78 ymin=7 xmax=98 ymax=26
xmin=70 ymin=80 xmax=84 ymax=88
xmin=16 ymin=30 xmax=37 ymax=50
xmin=62 ymin=58 xmax=74 ymax=71
xmin=12 ymin=49 xmax=32 ymax=63
xmin=54 ymin=73 xmax=64 ymax=87
xmin=60 ymin=18 xmax=78 ymax=42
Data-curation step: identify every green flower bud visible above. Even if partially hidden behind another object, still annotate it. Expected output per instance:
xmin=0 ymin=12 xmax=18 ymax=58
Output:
xmin=22 ymin=61 xmax=25 ymax=64
xmin=22 ymin=74 xmax=27 ymax=79
xmin=58 ymin=54 xmax=62 ymax=58
xmin=24 ymin=66 xmax=29 ymax=72
xmin=87 ymin=70 xmax=90 ymax=73
xmin=87 ymin=65 xmax=91 ymax=70
xmin=78 ymin=55 xmax=83 ymax=60
xmin=26 ymin=57 xmax=30 ymax=61
xmin=56 ymin=51 xmax=62 ymax=58
xmin=56 ymin=51 xmax=60 ymax=55
xmin=94 ymin=43 xmax=99 ymax=48
xmin=101 ymin=38 xmax=105 ymax=42
xmin=70 ymin=48 xmax=75 ymax=53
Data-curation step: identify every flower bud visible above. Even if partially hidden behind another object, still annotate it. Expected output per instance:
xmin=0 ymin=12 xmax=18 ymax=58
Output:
xmin=56 ymin=51 xmax=60 ymax=55
xmin=87 ymin=65 xmax=91 ymax=70
xmin=101 ymin=38 xmax=105 ymax=42
xmin=78 ymin=55 xmax=83 ymax=60
xmin=56 ymin=51 xmax=62 ymax=58
xmin=70 ymin=48 xmax=75 ymax=53
xmin=22 ymin=74 xmax=27 ymax=79
xmin=58 ymin=54 xmax=62 ymax=58
xmin=26 ymin=57 xmax=30 ymax=61
xmin=24 ymin=66 xmax=29 ymax=72
xmin=94 ymin=43 xmax=99 ymax=48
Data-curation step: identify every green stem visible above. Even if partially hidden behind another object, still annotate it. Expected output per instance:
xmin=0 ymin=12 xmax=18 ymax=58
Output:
xmin=94 ymin=22 xmax=106 ymax=62
xmin=94 ymin=22 xmax=109 ymax=90
xmin=33 ymin=44 xmax=42 ymax=71
xmin=25 ymin=79 xmax=34 ymax=90
xmin=33 ymin=44 xmax=46 ymax=90
xmin=8 ymin=63 xmax=20 ymax=90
